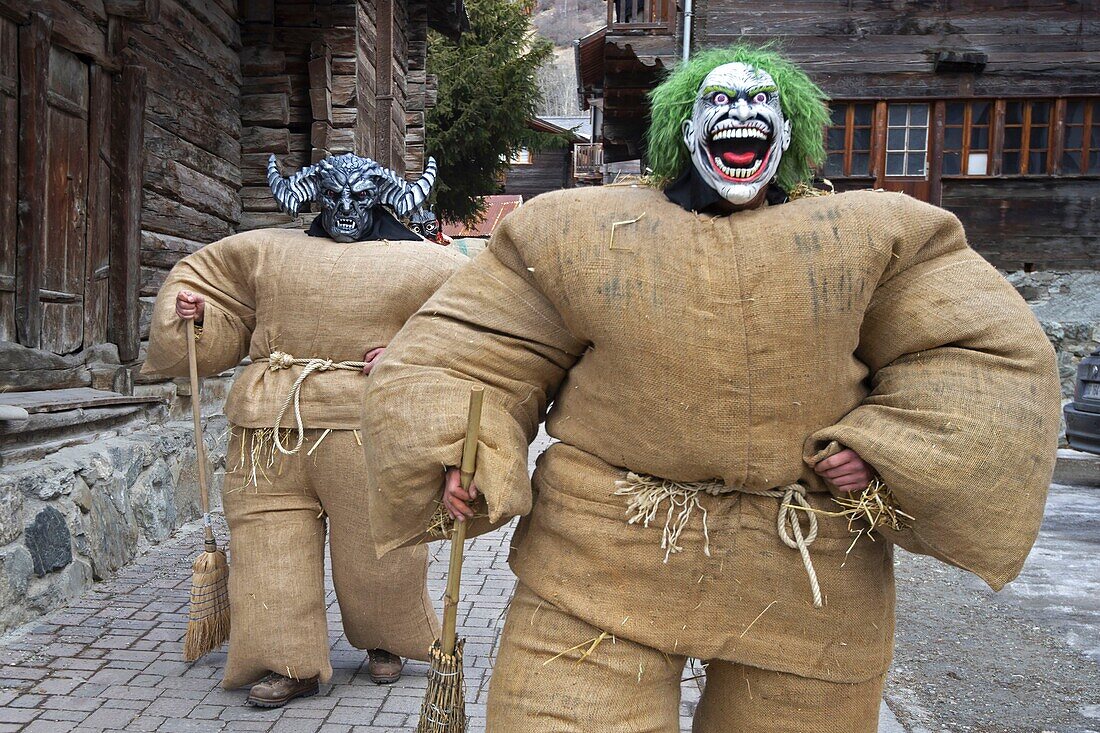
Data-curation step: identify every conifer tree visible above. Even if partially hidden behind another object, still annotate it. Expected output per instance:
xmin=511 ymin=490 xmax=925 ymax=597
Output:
xmin=427 ymin=0 xmax=559 ymax=225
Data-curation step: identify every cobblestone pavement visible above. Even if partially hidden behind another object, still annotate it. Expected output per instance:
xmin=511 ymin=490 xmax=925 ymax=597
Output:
xmin=0 ymin=515 xmax=706 ymax=733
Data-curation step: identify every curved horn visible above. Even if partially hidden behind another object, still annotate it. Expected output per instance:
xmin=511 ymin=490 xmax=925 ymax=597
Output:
xmin=267 ymin=154 xmax=320 ymax=216
xmin=378 ymin=157 xmax=437 ymax=217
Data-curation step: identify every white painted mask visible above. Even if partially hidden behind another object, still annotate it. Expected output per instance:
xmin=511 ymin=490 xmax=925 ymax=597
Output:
xmin=681 ymin=62 xmax=792 ymax=206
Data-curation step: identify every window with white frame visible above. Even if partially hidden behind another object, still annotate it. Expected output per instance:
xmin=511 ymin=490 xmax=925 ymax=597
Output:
xmin=885 ymin=103 xmax=929 ymax=177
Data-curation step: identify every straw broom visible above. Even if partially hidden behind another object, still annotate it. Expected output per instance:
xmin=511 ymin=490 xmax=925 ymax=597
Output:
xmin=182 ymin=318 xmax=231 ymax=662
xmin=417 ymin=386 xmax=484 ymax=733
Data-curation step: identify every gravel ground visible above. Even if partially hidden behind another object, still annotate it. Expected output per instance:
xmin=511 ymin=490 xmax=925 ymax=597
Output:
xmin=886 ymin=484 xmax=1100 ymax=733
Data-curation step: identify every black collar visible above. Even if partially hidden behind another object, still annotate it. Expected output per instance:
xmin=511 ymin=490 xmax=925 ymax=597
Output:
xmin=306 ymin=205 xmax=423 ymax=242
xmin=663 ymin=166 xmax=788 ymax=215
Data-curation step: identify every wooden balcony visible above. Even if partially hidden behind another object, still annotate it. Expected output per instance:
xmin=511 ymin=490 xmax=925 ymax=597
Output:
xmin=608 ymin=0 xmax=675 ymax=33
xmin=573 ymin=143 xmax=605 ymax=182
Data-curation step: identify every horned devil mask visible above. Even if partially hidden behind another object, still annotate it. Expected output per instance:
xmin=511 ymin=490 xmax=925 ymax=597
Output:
xmin=267 ymin=153 xmax=436 ymax=242
xmin=681 ymin=63 xmax=792 ymax=206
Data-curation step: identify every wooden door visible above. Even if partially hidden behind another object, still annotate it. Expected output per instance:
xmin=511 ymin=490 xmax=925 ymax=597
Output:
xmin=41 ymin=46 xmax=90 ymax=354
xmin=0 ymin=18 xmax=16 ymax=342
xmin=873 ymin=101 xmax=934 ymax=203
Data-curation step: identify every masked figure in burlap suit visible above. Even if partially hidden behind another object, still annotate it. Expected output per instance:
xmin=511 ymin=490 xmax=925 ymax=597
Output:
xmin=145 ymin=154 xmax=466 ymax=707
xmin=360 ymin=48 xmax=1061 ymax=732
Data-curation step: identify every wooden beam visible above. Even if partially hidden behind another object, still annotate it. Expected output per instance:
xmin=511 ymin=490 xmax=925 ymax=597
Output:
xmin=871 ymin=101 xmax=887 ymax=187
xmin=375 ymin=0 xmax=394 ymax=169
xmin=1050 ymin=98 xmax=1066 ymax=177
xmin=109 ymin=63 xmax=146 ymax=363
xmin=929 ymin=101 xmax=945 ymax=207
xmin=0 ymin=1 xmax=29 ymax=23
xmin=85 ymin=66 xmax=113 ymax=349
xmin=15 ymin=12 xmax=50 ymax=349
xmin=311 ymin=121 xmax=332 ymax=150
xmin=241 ymin=92 xmax=289 ymax=126
xmin=308 ymin=45 xmax=332 ymax=92
xmin=310 ymin=87 xmax=332 ymax=123
xmin=242 ymin=126 xmax=289 ymax=154
xmin=105 ymin=0 xmax=161 ymax=23
xmin=39 ymin=0 xmax=112 ymax=69
xmin=990 ymin=99 xmax=1006 ymax=177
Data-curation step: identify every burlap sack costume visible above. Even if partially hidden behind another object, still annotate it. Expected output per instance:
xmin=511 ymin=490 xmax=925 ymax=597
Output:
xmin=145 ymin=227 xmax=466 ymax=687
xmin=362 ymin=186 xmax=1060 ymax=726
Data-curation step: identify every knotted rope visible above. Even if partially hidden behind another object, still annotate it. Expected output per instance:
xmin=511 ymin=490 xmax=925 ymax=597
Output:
xmin=261 ymin=350 xmax=365 ymax=456
xmin=614 ymin=473 xmax=823 ymax=608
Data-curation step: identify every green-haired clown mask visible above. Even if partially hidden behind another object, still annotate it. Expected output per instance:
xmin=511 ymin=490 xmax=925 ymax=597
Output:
xmin=682 ymin=63 xmax=792 ymax=206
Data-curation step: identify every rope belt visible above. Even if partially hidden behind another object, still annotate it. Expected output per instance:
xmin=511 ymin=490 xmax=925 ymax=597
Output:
xmin=260 ymin=350 xmax=366 ymax=456
xmin=614 ymin=473 xmax=823 ymax=608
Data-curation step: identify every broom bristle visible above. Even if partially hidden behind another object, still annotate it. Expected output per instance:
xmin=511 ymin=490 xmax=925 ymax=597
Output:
xmin=416 ymin=639 xmax=467 ymax=733
xmin=183 ymin=549 xmax=230 ymax=662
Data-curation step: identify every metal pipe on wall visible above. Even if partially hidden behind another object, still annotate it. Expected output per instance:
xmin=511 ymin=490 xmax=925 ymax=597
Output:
xmin=682 ymin=0 xmax=693 ymax=60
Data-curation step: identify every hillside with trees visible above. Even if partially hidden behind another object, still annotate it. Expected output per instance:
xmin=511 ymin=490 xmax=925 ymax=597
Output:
xmin=531 ymin=0 xmax=605 ymax=115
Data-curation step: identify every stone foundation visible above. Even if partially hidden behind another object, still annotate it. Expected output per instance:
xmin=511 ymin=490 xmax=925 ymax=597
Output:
xmin=0 ymin=416 xmax=227 ymax=634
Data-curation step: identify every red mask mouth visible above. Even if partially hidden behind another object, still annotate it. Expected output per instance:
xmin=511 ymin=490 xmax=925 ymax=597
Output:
xmin=706 ymin=123 xmax=774 ymax=183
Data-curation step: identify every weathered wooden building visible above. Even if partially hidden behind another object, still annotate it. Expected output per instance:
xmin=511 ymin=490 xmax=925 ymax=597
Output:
xmin=0 ymin=0 xmax=464 ymax=633
xmin=576 ymin=1 xmax=1100 ymax=269
xmin=502 ymin=116 xmax=586 ymax=197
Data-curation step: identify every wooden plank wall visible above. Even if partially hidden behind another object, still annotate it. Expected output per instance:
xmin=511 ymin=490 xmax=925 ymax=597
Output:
xmin=503 ymin=150 xmax=573 ymax=199
xmin=696 ymin=1 xmax=1100 ymax=98
xmin=123 ymin=0 xmax=242 ymax=348
xmin=357 ymin=0 xmax=419 ymax=175
xmin=0 ymin=0 xmax=240 ymax=374
xmin=239 ymin=0 xmax=358 ymax=230
xmin=404 ymin=0 xmax=433 ymax=175
xmin=943 ymin=178 xmax=1100 ymax=270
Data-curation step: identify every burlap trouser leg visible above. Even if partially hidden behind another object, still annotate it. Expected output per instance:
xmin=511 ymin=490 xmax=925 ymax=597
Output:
xmin=488 ymin=583 xmax=885 ymax=733
xmin=692 ymin=660 xmax=885 ymax=733
xmin=488 ymin=582 xmax=686 ymax=732
xmin=309 ymin=431 xmax=440 ymax=661
xmin=221 ymin=429 xmax=330 ymax=688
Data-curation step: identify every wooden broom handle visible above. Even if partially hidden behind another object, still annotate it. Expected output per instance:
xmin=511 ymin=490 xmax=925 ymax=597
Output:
xmin=442 ymin=386 xmax=484 ymax=655
xmin=186 ymin=318 xmax=215 ymax=550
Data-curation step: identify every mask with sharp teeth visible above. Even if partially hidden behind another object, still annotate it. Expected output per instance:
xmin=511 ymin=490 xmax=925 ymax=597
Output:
xmin=267 ymin=153 xmax=437 ymax=242
xmin=681 ymin=62 xmax=792 ymax=206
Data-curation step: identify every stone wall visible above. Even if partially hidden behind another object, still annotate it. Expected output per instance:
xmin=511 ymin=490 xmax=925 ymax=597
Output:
xmin=1006 ymin=271 xmax=1100 ymax=404
xmin=0 ymin=416 xmax=227 ymax=635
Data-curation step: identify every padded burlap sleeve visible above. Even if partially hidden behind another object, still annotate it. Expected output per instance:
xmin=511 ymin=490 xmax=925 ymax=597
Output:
xmin=808 ymin=206 xmax=1061 ymax=590
xmin=142 ymin=235 xmax=257 ymax=378
xmin=362 ymin=218 xmax=587 ymax=555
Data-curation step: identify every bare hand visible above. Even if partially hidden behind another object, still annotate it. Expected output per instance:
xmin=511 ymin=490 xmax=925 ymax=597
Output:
xmin=442 ymin=467 xmax=478 ymax=521
xmin=814 ymin=448 xmax=875 ymax=494
xmin=175 ymin=290 xmax=205 ymax=323
xmin=362 ymin=346 xmax=386 ymax=375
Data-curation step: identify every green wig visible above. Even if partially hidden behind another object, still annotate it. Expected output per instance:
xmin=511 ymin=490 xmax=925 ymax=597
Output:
xmin=646 ymin=45 xmax=830 ymax=193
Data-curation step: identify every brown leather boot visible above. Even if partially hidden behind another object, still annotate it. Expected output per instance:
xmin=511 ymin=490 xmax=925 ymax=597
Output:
xmin=367 ymin=649 xmax=403 ymax=684
xmin=246 ymin=672 xmax=319 ymax=708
